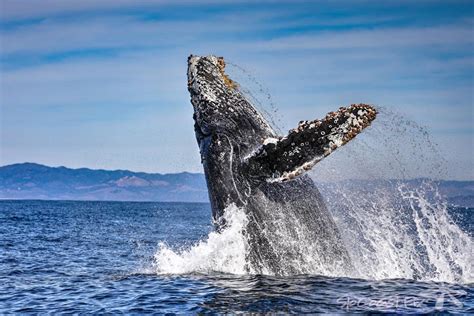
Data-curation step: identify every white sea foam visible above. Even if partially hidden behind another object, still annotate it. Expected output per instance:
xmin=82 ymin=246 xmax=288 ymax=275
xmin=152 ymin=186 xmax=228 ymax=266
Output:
xmin=153 ymin=204 xmax=249 ymax=275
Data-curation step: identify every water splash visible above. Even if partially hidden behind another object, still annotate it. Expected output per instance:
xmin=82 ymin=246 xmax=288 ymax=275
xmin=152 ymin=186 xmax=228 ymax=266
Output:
xmin=314 ymin=109 xmax=472 ymax=283
xmin=319 ymin=180 xmax=472 ymax=283
xmin=399 ymin=182 xmax=472 ymax=283
xmin=152 ymin=199 xmax=350 ymax=277
xmin=153 ymin=204 xmax=250 ymax=275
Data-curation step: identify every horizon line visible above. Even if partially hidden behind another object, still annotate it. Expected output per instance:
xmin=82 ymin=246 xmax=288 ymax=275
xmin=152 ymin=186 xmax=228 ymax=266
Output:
xmin=1 ymin=161 xmax=473 ymax=182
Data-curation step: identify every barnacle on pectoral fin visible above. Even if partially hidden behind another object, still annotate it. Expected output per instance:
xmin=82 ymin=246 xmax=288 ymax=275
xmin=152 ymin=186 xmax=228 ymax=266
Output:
xmin=244 ymin=103 xmax=377 ymax=183
xmin=217 ymin=57 xmax=238 ymax=90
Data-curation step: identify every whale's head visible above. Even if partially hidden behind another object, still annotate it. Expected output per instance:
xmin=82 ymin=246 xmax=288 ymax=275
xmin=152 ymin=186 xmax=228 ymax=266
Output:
xmin=187 ymin=55 xmax=273 ymax=145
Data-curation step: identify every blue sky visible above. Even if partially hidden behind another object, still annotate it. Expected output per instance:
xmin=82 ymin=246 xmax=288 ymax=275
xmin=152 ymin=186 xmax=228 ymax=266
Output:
xmin=0 ymin=0 xmax=473 ymax=179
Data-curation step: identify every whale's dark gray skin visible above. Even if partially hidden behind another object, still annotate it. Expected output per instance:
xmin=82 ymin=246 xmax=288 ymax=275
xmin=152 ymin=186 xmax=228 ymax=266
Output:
xmin=187 ymin=55 xmax=377 ymax=275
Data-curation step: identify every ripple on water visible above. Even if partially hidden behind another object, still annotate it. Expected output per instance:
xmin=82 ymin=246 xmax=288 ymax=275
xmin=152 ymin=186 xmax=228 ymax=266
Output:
xmin=0 ymin=200 xmax=472 ymax=313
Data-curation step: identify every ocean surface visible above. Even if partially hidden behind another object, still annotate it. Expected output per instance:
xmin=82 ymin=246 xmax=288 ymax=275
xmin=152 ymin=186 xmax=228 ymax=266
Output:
xmin=1 ymin=200 xmax=472 ymax=313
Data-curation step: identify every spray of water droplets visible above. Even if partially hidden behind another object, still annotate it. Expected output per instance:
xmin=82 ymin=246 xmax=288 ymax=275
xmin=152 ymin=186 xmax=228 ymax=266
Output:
xmin=313 ymin=107 xmax=472 ymax=283
xmin=225 ymin=61 xmax=283 ymax=135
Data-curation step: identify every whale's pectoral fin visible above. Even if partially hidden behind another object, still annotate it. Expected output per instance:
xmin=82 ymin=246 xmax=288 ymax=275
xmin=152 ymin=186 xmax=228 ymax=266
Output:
xmin=244 ymin=104 xmax=377 ymax=183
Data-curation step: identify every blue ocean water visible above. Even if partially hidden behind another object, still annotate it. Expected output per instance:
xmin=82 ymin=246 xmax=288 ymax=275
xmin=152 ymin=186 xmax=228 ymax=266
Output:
xmin=0 ymin=200 xmax=472 ymax=313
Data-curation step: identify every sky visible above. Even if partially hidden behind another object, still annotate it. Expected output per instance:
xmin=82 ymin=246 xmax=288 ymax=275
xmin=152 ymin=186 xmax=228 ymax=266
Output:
xmin=0 ymin=0 xmax=473 ymax=179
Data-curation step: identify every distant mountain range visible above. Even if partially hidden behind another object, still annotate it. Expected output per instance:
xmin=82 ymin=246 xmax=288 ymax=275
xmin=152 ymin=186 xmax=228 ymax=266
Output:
xmin=0 ymin=163 xmax=208 ymax=202
xmin=1 ymin=163 xmax=473 ymax=206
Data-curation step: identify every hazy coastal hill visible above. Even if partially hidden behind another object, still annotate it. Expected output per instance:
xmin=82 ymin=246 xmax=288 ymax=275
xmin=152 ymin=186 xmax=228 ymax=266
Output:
xmin=1 ymin=163 xmax=473 ymax=206
xmin=0 ymin=163 xmax=208 ymax=202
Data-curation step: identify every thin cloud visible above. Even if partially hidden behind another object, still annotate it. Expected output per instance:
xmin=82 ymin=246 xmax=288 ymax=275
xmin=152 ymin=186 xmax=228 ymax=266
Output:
xmin=0 ymin=1 xmax=472 ymax=178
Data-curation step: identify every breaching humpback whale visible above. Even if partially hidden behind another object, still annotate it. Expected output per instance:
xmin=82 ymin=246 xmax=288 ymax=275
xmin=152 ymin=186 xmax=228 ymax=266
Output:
xmin=187 ymin=55 xmax=377 ymax=275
